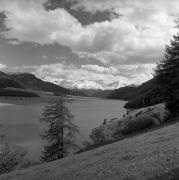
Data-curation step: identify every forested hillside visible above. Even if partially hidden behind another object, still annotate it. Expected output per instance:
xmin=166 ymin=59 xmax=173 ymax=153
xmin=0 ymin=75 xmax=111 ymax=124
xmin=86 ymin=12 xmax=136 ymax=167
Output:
xmin=107 ymin=78 xmax=164 ymax=109
xmin=10 ymin=73 xmax=68 ymax=94
xmin=92 ymin=89 xmax=112 ymax=98
xmin=0 ymin=71 xmax=24 ymax=89
xmin=0 ymin=71 xmax=88 ymax=97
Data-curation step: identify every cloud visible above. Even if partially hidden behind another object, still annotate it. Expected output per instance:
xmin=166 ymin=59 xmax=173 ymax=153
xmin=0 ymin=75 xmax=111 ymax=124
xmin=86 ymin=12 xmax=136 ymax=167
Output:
xmin=0 ymin=63 xmax=7 ymax=69
xmin=73 ymin=0 xmax=179 ymax=16
xmin=0 ymin=0 xmax=178 ymax=88
xmin=13 ymin=62 xmax=156 ymax=89
xmin=0 ymin=0 xmax=178 ymax=67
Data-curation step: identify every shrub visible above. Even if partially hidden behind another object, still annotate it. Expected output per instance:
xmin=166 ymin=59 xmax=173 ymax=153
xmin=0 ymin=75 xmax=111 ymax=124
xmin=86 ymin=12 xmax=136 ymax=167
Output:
xmin=90 ymin=127 xmax=106 ymax=144
xmin=0 ymin=143 xmax=27 ymax=174
xmin=120 ymin=117 xmax=155 ymax=135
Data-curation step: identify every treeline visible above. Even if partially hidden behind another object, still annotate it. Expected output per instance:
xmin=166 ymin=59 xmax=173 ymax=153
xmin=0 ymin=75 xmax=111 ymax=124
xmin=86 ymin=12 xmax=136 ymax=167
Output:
xmin=0 ymin=71 xmax=88 ymax=97
xmin=107 ymin=78 xmax=164 ymax=109
xmin=124 ymin=79 xmax=164 ymax=109
xmin=10 ymin=73 xmax=68 ymax=94
xmin=0 ymin=78 xmax=24 ymax=89
xmin=0 ymin=89 xmax=39 ymax=97
xmin=108 ymin=33 xmax=178 ymax=117
xmin=107 ymin=86 xmax=136 ymax=100
xmin=155 ymin=34 xmax=179 ymax=117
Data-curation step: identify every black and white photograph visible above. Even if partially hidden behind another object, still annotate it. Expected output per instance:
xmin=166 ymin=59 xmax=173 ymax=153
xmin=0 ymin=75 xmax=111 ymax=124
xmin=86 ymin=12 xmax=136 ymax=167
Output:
xmin=0 ymin=0 xmax=178 ymax=179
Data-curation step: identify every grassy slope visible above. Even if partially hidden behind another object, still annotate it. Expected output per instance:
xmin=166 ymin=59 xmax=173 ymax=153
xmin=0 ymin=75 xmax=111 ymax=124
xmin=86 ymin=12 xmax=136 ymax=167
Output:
xmin=1 ymin=121 xmax=179 ymax=180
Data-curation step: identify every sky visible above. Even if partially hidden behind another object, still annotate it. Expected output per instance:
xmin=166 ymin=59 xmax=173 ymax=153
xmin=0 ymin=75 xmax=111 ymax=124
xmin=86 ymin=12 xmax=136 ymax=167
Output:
xmin=0 ymin=0 xmax=178 ymax=89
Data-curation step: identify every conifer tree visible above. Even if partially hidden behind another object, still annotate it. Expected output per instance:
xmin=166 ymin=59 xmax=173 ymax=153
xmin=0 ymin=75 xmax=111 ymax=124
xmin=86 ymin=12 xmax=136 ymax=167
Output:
xmin=155 ymin=34 xmax=179 ymax=117
xmin=40 ymin=97 xmax=79 ymax=162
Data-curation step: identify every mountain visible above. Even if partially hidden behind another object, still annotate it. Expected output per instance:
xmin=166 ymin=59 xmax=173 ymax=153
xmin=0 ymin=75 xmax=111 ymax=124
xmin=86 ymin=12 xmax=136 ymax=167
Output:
xmin=92 ymin=89 xmax=112 ymax=98
xmin=79 ymin=89 xmax=102 ymax=97
xmin=68 ymin=89 xmax=88 ymax=97
xmin=0 ymin=71 xmax=88 ymax=97
xmin=0 ymin=71 xmax=39 ymax=97
xmin=76 ymin=89 xmax=113 ymax=98
xmin=107 ymin=85 xmax=137 ymax=100
xmin=0 ymin=71 xmax=91 ymax=97
xmin=0 ymin=71 xmax=24 ymax=89
xmin=107 ymin=78 xmax=164 ymax=109
xmin=0 ymin=71 xmax=70 ymax=96
xmin=9 ymin=73 xmax=68 ymax=94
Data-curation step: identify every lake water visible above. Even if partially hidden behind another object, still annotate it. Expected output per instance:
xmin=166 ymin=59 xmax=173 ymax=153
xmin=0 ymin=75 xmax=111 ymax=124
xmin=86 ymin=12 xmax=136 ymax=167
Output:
xmin=0 ymin=99 xmax=126 ymax=161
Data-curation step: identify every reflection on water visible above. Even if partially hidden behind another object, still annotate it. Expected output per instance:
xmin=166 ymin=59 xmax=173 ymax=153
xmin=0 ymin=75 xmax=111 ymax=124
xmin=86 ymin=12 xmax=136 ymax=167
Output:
xmin=0 ymin=103 xmax=13 ymax=107
xmin=0 ymin=99 xmax=126 ymax=161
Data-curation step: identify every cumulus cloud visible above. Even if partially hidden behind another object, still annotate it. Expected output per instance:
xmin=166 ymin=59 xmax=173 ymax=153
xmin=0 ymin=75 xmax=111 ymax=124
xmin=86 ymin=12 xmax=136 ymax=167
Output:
xmin=0 ymin=0 xmax=178 ymax=65
xmin=0 ymin=63 xmax=7 ymax=69
xmin=0 ymin=0 xmax=178 ymax=88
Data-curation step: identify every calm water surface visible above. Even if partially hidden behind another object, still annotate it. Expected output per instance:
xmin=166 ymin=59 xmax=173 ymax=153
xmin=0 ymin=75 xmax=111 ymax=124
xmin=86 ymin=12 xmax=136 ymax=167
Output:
xmin=0 ymin=99 xmax=126 ymax=160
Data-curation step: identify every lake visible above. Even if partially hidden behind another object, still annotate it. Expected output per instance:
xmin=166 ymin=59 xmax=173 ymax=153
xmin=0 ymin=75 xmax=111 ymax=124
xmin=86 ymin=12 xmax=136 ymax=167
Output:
xmin=0 ymin=98 xmax=126 ymax=161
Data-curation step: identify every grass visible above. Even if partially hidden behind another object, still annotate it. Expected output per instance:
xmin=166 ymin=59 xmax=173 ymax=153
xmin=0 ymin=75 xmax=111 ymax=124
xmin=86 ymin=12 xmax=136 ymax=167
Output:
xmin=79 ymin=116 xmax=178 ymax=154
xmin=0 ymin=119 xmax=179 ymax=180
xmin=150 ymin=167 xmax=179 ymax=180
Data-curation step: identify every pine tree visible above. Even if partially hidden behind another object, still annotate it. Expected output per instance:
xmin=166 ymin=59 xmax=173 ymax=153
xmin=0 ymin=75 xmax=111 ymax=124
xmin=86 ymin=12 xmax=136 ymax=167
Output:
xmin=155 ymin=34 xmax=179 ymax=117
xmin=40 ymin=97 xmax=79 ymax=162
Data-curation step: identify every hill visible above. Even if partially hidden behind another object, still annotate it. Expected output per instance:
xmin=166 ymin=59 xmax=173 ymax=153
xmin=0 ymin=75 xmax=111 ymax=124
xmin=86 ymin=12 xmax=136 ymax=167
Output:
xmin=0 ymin=72 xmax=38 ymax=97
xmin=92 ymin=89 xmax=112 ymax=98
xmin=76 ymin=89 xmax=113 ymax=98
xmin=1 ymin=120 xmax=179 ymax=180
xmin=68 ymin=89 xmax=88 ymax=97
xmin=107 ymin=85 xmax=136 ymax=100
xmin=0 ymin=71 xmax=24 ymax=89
xmin=0 ymin=71 xmax=89 ymax=97
xmin=107 ymin=78 xmax=164 ymax=109
xmin=78 ymin=89 xmax=104 ymax=97
xmin=9 ymin=73 xmax=68 ymax=94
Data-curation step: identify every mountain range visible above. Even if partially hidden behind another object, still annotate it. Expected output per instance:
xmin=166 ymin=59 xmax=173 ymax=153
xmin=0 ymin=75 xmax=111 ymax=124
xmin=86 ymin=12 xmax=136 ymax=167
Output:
xmin=93 ymin=78 xmax=164 ymax=109
xmin=0 ymin=71 xmax=86 ymax=97
xmin=0 ymin=71 xmax=164 ymax=108
xmin=9 ymin=73 xmax=67 ymax=94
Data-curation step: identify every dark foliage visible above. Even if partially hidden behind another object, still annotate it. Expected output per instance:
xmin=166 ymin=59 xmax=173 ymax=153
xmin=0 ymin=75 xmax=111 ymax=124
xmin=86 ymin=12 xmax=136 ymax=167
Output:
xmin=40 ymin=97 xmax=79 ymax=162
xmin=120 ymin=117 xmax=155 ymax=135
xmin=155 ymin=34 xmax=179 ymax=117
xmin=0 ymin=78 xmax=23 ymax=89
xmin=0 ymin=144 xmax=27 ymax=174
xmin=92 ymin=89 xmax=112 ymax=98
xmin=0 ymin=71 xmax=88 ymax=97
xmin=68 ymin=89 xmax=88 ymax=97
xmin=0 ymin=71 xmax=24 ymax=89
xmin=89 ymin=127 xmax=106 ymax=144
xmin=124 ymin=80 xmax=164 ymax=109
xmin=0 ymin=89 xmax=39 ymax=97
xmin=10 ymin=73 xmax=68 ymax=94
xmin=107 ymin=78 xmax=164 ymax=109
xmin=107 ymin=86 xmax=136 ymax=100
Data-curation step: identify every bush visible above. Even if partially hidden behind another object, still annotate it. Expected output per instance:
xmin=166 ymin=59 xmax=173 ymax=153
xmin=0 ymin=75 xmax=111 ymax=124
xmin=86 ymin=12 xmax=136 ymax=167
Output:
xmin=120 ymin=117 xmax=155 ymax=135
xmin=90 ymin=127 xmax=106 ymax=144
xmin=0 ymin=143 xmax=27 ymax=174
